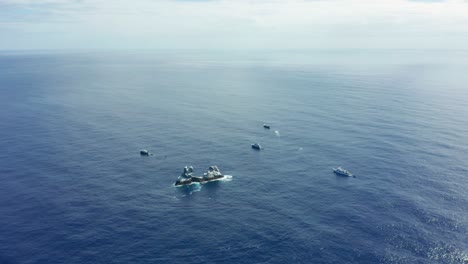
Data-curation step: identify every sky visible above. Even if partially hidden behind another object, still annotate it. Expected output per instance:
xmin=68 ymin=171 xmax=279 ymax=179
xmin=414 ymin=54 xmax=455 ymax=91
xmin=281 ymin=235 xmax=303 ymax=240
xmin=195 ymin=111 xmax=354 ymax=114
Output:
xmin=0 ymin=0 xmax=468 ymax=50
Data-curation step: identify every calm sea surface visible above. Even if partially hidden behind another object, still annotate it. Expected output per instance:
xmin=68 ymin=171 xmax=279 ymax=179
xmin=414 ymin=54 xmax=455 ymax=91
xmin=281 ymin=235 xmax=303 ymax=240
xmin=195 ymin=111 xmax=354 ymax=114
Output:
xmin=0 ymin=50 xmax=467 ymax=263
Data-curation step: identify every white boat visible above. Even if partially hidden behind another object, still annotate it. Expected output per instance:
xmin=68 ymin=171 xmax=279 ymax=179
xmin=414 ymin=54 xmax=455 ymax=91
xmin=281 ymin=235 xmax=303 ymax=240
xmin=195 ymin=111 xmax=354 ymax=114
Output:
xmin=333 ymin=167 xmax=354 ymax=177
xmin=204 ymin=165 xmax=222 ymax=178
xmin=181 ymin=166 xmax=194 ymax=178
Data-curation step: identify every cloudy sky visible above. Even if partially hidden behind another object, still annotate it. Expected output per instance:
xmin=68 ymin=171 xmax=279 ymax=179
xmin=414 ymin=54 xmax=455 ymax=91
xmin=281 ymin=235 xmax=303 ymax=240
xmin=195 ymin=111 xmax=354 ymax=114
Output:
xmin=0 ymin=0 xmax=467 ymax=50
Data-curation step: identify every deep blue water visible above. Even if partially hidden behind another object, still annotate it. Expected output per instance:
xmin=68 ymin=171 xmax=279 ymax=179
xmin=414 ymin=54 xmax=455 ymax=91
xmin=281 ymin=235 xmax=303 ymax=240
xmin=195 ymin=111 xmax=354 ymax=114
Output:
xmin=1 ymin=50 xmax=468 ymax=264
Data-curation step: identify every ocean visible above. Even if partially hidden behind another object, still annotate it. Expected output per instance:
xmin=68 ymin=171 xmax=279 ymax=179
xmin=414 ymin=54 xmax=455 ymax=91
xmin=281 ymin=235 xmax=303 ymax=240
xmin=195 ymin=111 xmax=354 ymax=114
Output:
xmin=0 ymin=50 xmax=467 ymax=263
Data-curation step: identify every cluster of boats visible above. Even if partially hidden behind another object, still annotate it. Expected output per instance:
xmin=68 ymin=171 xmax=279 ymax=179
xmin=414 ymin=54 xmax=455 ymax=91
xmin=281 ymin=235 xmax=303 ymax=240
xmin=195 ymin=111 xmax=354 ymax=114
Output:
xmin=172 ymin=165 xmax=354 ymax=186
xmin=141 ymin=123 xmax=355 ymax=187
xmin=250 ymin=124 xmax=270 ymax=150
xmin=174 ymin=165 xmax=225 ymax=186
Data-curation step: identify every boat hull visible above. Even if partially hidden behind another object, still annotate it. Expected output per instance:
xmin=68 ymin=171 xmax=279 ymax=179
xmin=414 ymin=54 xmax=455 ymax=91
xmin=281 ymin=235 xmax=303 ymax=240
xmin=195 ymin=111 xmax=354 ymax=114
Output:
xmin=175 ymin=175 xmax=225 ymax=186
xmin=333 ymin=171 xmax=353 ymax=177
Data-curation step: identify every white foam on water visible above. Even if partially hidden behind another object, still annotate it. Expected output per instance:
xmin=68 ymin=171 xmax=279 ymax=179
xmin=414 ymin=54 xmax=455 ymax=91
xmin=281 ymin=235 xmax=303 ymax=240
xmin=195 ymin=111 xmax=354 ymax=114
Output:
xmin=219 ymin=175 xmax=233 ymax=182
xmin=174 ymin=181 xmax=201 ymax=187
xmin=188 ymin=183 xmax=202 ymax=194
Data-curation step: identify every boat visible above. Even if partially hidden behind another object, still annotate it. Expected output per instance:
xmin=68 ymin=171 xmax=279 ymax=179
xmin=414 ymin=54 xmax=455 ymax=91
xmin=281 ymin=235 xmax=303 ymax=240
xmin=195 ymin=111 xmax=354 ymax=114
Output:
xmin=333 ymin=167 xmax=354 ymax=177
xmin=263 ymin=124 xmax=271 ymax=129
xmin=175 ymin=165 xmax=225 ymax=186
xmin=140 ymin=149 xmax=152 ymax=156
xmin=251 ymin=143 xmax=262 ymax=150
xmin=181 ymin=166 xmax=194 ymax=178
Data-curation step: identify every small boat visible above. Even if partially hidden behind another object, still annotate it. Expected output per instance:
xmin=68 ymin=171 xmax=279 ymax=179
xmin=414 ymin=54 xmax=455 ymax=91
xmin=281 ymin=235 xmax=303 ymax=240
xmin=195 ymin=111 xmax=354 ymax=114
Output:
xmin=333 ymin=167 xmax=354 ymax=177
xmin=140 ymin=149 xmax=152 ymax=156
xmin=263 ymin=124 xmax=271 ymax=129
xmin=251 ymin=143 xmax=262 ymax=150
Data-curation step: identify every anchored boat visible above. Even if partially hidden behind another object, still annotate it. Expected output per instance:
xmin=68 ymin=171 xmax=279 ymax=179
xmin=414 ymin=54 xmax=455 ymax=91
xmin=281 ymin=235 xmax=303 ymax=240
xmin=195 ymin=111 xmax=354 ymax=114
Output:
xmin=175 ymin=165 xmax=225 ymax=186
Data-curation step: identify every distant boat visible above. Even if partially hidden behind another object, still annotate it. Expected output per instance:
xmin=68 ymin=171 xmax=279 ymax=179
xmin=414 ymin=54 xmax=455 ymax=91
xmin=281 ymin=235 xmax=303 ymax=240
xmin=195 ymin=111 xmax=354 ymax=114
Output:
xmin=251 ymin=143 xmax=262 ymax=150
xmin=263 ymin=124 xmax=271 ymax=129
xmin=333 ymin=167 xmax=354 ymax=177
xmin=140 ymin=149 xmax=152 ymax=156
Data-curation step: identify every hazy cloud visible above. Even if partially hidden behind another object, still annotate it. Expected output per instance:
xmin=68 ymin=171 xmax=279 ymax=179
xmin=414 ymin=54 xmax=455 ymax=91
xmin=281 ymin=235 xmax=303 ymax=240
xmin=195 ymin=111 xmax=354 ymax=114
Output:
xmin=1 ymin=0 xmax=467 ymax=50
